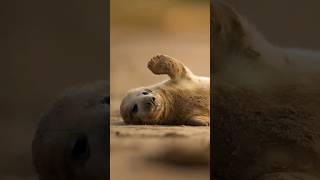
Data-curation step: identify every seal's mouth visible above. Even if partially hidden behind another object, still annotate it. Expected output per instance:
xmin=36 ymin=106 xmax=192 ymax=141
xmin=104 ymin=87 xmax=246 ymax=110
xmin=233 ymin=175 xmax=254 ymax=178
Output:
xmin=143 ymin=97 xmax=158 ymax=112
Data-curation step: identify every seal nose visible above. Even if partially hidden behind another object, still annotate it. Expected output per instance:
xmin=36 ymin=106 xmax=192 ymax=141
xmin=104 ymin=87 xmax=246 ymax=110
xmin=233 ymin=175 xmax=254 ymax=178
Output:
xmin=142 ymin=91 xmax=149 ymax=95
xmin=145 ymin=96 xmax=156 ymax=107
xmin=146 ymin=96 xmax=155 ymax=103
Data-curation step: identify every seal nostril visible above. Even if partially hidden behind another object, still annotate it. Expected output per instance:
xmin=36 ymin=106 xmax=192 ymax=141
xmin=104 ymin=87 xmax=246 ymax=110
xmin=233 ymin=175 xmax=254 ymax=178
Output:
xmin=152 ymin=97 xmax=155 ymax=101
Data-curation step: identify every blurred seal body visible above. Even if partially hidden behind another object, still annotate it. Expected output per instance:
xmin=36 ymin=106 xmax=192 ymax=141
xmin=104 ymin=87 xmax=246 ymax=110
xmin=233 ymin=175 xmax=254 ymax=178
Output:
xmin=212 ymin=1 xmax=320 ymax=180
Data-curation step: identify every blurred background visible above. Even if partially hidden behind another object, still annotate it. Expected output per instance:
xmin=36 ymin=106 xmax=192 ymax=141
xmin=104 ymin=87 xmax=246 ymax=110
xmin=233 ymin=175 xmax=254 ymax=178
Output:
xmin=110 ymin=0 xmax=210 ymax=116
xmin=1 ymin=0 xmax=106 ymax=179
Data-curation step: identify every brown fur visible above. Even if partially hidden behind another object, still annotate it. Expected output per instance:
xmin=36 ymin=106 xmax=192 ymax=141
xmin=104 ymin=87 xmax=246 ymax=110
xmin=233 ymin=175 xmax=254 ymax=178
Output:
xmin=154 ymin=82 xmax=209 ymax=125
xmin=213 ymin=82 xmax=320 ymax=180
xmin=212 ymin=1 xmax=320 ymax=180
xmin=120 ymin=54 xmax=210 ymax=126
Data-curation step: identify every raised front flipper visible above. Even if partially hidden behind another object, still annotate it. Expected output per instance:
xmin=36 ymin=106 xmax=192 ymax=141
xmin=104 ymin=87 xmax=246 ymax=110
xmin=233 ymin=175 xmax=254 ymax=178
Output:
xmin=147 ymin=54 xmax=194 ymax=81
xmin=187 ymin=116 xmax=210 ymax=126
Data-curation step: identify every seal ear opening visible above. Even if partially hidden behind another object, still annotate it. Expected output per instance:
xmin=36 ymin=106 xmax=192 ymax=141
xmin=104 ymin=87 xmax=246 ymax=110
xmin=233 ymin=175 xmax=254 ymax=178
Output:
xmin=70 ymin=133 xmax=90 ymax=162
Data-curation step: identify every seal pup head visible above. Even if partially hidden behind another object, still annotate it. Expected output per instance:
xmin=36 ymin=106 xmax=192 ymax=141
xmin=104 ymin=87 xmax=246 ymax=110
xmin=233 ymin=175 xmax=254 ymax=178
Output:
xmin=212 ymin=0 xmax=264 ymax=74
xmin=120 ymin=88 xmax=164 ymax=124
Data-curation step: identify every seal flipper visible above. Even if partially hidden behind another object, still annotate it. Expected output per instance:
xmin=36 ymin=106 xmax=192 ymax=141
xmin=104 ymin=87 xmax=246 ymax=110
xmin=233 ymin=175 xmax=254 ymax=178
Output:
xmin=187 ymin=116 xmax=210 ymax=126
xmin=147 ymin=54 xmax=194 ymax=81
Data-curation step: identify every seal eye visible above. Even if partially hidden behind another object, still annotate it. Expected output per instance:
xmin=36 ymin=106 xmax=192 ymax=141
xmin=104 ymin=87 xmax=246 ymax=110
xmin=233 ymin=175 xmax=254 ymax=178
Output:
xmin=132 ymin=104 xmax=138 ymax=113
xmin=142 ymin=91 xmax=149 ymax=95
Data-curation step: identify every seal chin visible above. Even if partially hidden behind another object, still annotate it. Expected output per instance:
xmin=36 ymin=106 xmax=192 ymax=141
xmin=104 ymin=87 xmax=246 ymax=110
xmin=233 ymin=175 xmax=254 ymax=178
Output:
xmin=139 ymin=102 xmax=162 ymax=124
xmin=149 ymin=100 xmax=161 ymax=113
xmin=141 ymin=94 xmax=158 ymax=110
xmin=142 ymin=103 xmax=157 ymax=116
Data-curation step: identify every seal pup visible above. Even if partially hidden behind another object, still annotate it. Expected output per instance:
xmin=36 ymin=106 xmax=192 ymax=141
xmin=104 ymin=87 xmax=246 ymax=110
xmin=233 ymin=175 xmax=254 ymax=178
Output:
xmin=120 ymin=54 xmax=210 ymax=126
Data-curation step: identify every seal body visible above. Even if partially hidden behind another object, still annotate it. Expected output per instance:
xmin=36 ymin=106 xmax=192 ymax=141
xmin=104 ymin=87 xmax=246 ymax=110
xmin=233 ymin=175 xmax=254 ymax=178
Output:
xmin=212 ymin=1 xmax=320 ymax=180
xmin=120 ymin=54 xmax=210 ymax=126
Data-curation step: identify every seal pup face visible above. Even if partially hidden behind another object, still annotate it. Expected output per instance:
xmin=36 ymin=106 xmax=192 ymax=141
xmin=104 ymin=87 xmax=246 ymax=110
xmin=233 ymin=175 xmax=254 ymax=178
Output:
xmin=120 ymin=88 xmax=162 ymax=124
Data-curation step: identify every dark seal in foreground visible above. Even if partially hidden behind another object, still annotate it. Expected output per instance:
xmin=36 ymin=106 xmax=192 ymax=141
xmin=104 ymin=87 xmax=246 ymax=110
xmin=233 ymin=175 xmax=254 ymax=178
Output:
xmin=32 ymin=81 xmax=109 ymax=180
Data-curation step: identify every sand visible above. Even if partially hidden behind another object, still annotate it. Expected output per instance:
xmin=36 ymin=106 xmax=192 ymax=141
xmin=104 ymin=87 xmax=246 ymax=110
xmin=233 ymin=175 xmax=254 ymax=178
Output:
xmin=110 ymin=118 xmax=210 ymax=180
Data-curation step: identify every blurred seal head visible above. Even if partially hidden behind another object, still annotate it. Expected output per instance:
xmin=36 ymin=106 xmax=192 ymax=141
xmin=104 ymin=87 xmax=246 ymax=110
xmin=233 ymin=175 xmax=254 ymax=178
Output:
xmin=32 ymin=81 xmax=109 ymax=180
